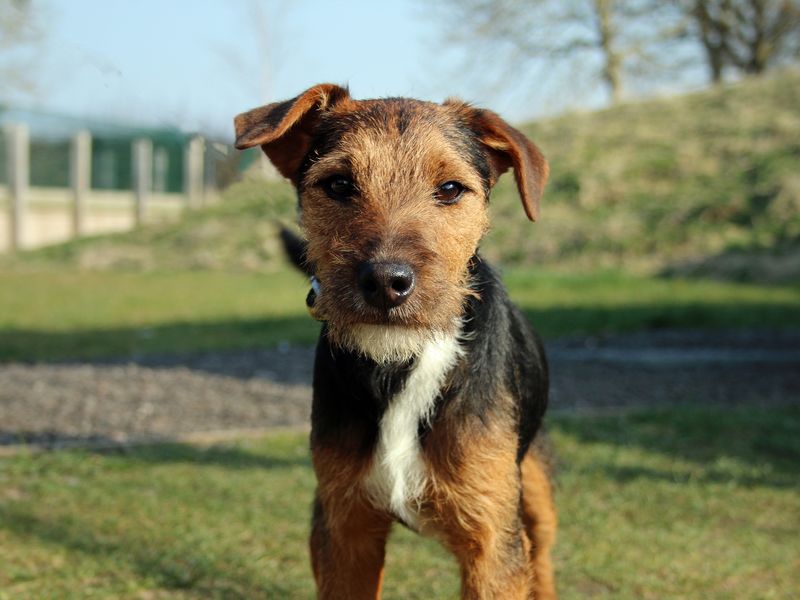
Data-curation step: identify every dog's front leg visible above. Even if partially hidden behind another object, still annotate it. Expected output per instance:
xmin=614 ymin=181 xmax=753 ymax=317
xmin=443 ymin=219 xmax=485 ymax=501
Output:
xmin=310 ymin=493 xmax=392 ymax=600
xmin=427 ymin=422 xmax=537 ymax=599
xmin=520 ymin=450 xmax=558 ymax=600
xmin=446 ymin=518 xmax=534 ymax=600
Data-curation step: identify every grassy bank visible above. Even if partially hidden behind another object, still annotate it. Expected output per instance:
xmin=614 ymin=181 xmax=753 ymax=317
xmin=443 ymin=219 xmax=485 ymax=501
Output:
xmin=1 ymin=268 xmax=798 ymax=361
xmin=487 ymin=69 xmax=800 ymax=279
xmin=1 ymin=405 xmax=797 ymax=599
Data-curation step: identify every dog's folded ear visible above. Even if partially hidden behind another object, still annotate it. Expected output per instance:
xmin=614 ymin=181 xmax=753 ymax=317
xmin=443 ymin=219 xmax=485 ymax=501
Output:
xmin=451 ymin=104 xmax=548 ymax=222
xmin=234 ymin=84 xmax=351 ymax=184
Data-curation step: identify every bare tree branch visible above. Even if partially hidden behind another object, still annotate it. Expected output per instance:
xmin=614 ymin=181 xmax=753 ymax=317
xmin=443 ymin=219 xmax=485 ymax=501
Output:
xmin=431 ymin=0 xmax=686 ymax=105
xmin=0 ymin=0 xmax=45 ymax=100
xmin=679 ymin=0 xmax=800 ymax=82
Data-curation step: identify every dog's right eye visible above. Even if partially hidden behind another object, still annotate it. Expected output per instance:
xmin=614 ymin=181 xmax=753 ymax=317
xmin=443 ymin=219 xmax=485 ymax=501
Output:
xmin=435 ymin=181 xmax=465 ymax=205
xmin=322 ymin=176 xmax=356 ymax=202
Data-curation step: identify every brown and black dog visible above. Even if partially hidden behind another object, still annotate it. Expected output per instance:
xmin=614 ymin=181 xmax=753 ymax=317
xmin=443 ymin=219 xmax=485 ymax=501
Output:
xmin=235 ymin=84 xmax=556 ymax=599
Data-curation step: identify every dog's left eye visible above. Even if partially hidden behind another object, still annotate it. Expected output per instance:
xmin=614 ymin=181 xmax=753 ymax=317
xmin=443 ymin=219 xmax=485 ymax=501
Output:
xmin=322 ymin=176 xmax=356 ymax=201
xmin=435 ymin=181 xmax=465 ymax=205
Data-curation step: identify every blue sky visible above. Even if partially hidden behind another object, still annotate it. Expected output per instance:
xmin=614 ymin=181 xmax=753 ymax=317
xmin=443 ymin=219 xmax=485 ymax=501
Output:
xmin=22 ymin=0 xmax=702 ymax=139
xmin=25 ymin=0 xmax=590 ymax=139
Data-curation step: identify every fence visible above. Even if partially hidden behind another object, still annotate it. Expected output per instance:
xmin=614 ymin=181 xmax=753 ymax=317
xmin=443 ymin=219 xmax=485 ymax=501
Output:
xmin=0 ymin=123 xmax=217 ymax=252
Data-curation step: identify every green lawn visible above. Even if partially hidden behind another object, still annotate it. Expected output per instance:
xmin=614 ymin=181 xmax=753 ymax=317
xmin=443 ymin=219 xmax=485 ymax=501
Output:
xmin=1 ymin=267 xmax=799 ymax=361
xmin=0 ymin=269 xmax=318 ymax=361
xmin=1 ymin=406 xmax=797 ymax=599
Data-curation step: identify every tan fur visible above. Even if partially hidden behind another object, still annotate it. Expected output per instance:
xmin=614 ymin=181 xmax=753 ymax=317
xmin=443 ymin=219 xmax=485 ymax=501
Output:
xmin=521 ymin=449 xmax=558 ymax=600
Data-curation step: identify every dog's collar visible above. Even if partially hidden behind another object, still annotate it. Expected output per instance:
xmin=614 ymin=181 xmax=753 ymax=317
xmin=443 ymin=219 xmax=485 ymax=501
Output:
xmin=306 ymin=276 xmax=326 ymax=322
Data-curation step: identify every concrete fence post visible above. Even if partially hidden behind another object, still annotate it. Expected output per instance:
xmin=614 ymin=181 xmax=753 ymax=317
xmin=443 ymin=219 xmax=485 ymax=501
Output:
xmin=6 ymin=123 xmax=29 ymax=252
xmin=70 ymin=130 xmax=91 ymax=238
xmin=133 ymin=138 xmax=152 ymax=226
xmin=184 ymin=136 xmax=205 ymax=209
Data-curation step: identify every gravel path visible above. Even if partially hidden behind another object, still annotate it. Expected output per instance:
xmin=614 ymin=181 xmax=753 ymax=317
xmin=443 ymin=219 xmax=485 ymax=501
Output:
xmin=1 ymin=330 xmax=798 ymax=449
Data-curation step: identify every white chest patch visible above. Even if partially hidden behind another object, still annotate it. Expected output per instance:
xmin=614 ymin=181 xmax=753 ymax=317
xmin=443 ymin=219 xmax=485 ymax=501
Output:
xmin=363 ymin=331 xmax=463 ymax=528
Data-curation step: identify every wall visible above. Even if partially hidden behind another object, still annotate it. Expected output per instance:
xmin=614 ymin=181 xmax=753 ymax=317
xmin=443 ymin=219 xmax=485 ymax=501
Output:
xmin=0 ymin=186 xmax=187 ymax=251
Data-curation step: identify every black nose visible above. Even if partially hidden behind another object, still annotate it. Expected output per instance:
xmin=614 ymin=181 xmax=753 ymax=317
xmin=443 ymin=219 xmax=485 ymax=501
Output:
xmin=357 ymin=262 xmax=416 ymax=310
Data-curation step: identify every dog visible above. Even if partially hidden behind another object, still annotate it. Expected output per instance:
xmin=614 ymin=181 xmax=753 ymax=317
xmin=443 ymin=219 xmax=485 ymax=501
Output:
xmin=235 ymin=84 xmax=556 ymax=599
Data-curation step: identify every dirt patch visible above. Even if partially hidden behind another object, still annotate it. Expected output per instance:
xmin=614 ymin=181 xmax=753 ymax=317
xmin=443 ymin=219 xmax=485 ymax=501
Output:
xmin=547 ymin=329 xmax=800 ymax=411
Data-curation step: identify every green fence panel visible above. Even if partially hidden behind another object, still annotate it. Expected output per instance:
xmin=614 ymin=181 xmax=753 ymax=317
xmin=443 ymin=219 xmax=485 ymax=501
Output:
xmin=30 ymin=140 xmax=70 ymax=187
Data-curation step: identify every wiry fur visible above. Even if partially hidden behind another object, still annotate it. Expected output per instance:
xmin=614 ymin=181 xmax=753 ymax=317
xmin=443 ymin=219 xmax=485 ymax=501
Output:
xmin=235 ymin=84 xmax=557 ymax=600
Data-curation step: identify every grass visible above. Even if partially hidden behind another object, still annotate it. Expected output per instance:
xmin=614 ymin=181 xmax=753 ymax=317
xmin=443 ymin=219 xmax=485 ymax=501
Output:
xmin=1 ymin=405 xmax=797 ymax=599
xmin=0 ymin=269 xmax=318 ymax=361
xmin=505 ymin=269 xmax=800 ymax=335
xmin=1 ymin=267 xmax=798 ymax=361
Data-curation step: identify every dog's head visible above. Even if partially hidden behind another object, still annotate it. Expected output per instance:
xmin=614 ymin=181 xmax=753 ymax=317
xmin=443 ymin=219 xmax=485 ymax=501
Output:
xmin=235 ymin=84 xmax=547 ymax=362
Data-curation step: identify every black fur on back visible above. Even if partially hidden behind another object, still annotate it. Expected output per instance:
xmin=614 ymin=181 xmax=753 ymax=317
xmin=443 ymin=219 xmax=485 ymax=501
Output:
xmin=279 ymin=226 xmax=311 ymax=275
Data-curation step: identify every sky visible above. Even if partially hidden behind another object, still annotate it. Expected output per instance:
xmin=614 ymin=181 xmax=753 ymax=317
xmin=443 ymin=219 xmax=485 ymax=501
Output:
xmin=13 ymin=0 xmax=588 ymax=139
xmin=13 ymin=0 xmax=702 ymax=140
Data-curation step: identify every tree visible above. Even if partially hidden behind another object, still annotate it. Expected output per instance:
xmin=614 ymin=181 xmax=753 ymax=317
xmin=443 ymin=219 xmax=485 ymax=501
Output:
xmin=0 ymin=0 xmax=43 ymax=102
xmin=433 ymin=0 xmax=675 ymax=105
xmin=433 ymin=0 xmax=800 ymax=110
xmin=681 ymin=0 xmax=800 ymax=83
